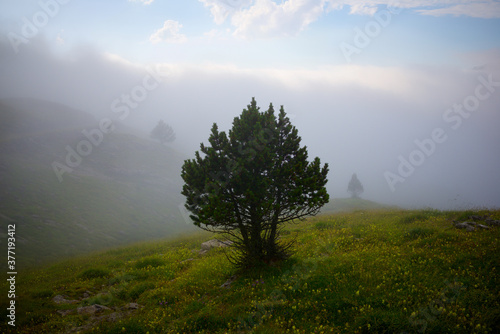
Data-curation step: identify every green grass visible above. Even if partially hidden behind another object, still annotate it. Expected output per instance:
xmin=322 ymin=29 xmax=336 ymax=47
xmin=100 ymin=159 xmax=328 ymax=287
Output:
xmin=320 ymin=198 xmax=396 ymax=214
xmin=79 ymin=268 xmax=111 ymax=280
xmin=1 ymin=209 xmax=499 ymax=333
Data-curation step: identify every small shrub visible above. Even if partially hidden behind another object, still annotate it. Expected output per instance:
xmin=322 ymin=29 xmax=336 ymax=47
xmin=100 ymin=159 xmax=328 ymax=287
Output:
xmin=404 ymin=227 xmax=436 ymax=240
xmin=353 ymin=310 xmax=404 ymax=333
xmin=183 ymin=300 xmax=205 ymax=316
xmin=97 ymin=318 xmax=148 ymax=334
xmin=452 ymin=210 xmax=483 ymax=222
xmin=82 ymin=293 xmax=114 ymax=306
xmin=399 ymin=210 xmax=442 ymax=224
xmin=134 ymin=257 xmax=164 ymax=269
xmin=436 ymin=232 xmax=457 ymax=242
xmin=108 ymin=274 xmax=135 ymax=285
xmin=22 ymin=311 xmax=50 ymax=327
xmin=315 ymin=221 xmax=332 ymax=230
xmin=113 ymin=287 xmax=128 ymax=300
xmin=182 ymin=312 xmax=229 ymax=332
xmin=79 ymin=268 xmax=110 ymax=279
xmin=30 ymin=289 xmax=53 ymax=299
xmin=129 ymin=282 xmax=155 ymax=300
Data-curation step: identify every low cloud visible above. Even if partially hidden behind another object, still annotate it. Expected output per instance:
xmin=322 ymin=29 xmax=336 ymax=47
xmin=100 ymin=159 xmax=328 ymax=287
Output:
xmin=1 ymin=39 xmax=499 ymax=209
xmin=149 ymin=20 xmax=187 ymax=44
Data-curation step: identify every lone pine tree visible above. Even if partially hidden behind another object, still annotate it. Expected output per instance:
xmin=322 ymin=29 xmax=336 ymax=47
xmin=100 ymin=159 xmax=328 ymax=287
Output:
xmin=150 ymin=120 xmax=176 ymax=144
xmin=181 ymin=98 xmax=329 ymax=267
xmin=347 ymin=173 xmax=364 ymax=199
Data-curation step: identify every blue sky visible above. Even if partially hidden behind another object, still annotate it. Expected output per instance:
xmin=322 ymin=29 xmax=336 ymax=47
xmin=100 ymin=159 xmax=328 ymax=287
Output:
xmin=1 ymin=0 xmax=500 ymax=209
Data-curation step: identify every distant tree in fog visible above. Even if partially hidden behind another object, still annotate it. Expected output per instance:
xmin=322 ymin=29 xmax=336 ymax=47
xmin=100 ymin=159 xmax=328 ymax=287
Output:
xmin=347 ymin=173 xmax=363 ymax=199
xmin=150 ymin=120 xmax=175 ymax=144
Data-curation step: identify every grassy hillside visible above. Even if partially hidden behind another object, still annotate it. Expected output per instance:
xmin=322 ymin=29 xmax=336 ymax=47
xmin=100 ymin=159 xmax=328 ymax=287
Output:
xmin=0 ymin=99 xmax=194 ymax=267
xmin=2 ymin=208 xmax=498 ymax=333
xmin=320 ymin=198 xmax=395 ymax=214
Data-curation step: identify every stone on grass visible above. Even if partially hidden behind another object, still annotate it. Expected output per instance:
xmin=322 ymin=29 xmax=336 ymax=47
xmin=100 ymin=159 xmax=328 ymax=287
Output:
xmin=77 ymin=304 xmax=111 ymax=315
xmin=199 ymin=239 xmax=233 ymax=255
xmin=52 ymin=295 xmax=79 ymax=304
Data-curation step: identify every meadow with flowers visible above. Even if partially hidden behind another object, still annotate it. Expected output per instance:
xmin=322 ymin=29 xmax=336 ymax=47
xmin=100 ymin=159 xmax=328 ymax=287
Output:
xmin=1 ymin=207 xmax=499 ymax=333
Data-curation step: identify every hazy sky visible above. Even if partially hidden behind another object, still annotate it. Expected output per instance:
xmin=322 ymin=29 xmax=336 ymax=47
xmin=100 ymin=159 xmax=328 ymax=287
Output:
xmin=1 ymin=0 xmax=499 ymax=209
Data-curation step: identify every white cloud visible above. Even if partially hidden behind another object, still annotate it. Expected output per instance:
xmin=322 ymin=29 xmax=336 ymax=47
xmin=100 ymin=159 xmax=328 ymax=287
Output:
xmin=341 ymin=0 xmax=500 ymax=18
xmin=149 ymin=20 xmax=187 ymax=44
xmin=348 ymin=3 xmax=377 ymax=15
xmin=199 ymin=0 xmax=253 ymax=25
xmin=416 ymin=2 xmax=500 ymax=19
xmin=231 ymin=0 xmax=328 ymax=39
xmin=129 ymin=0 xmax=155 ymax=5
xmin=200 ymin=0 xmax=500 ymax=39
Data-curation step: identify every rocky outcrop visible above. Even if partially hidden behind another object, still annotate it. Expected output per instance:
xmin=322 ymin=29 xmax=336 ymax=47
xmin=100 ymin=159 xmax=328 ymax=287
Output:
xmin=453 ymin=216 xmax=500 ymax=231
xmin=454 ymin=221 xmax=490 ymax=231
xmin=124 ymin=302 xmax=141 ymax=310
xmin=199 ymin=239 xmax=233 ymax=255
xmin=57 ymin=301 xmax=144 ymax=333
xmin=52 ymin=295 xmax=79 ymax=304
xmin=77 ymin=304 xmax=111 ymax=315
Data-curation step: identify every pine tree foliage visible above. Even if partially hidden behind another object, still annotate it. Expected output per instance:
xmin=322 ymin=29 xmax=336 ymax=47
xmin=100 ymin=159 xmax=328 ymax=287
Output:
xmin=181 ymin=98 xmax=329 ymax=267
xmin=347 ymin=173 xmax=364 ymax=199
xmin=150 ymin=120 xmax=176 ymax=144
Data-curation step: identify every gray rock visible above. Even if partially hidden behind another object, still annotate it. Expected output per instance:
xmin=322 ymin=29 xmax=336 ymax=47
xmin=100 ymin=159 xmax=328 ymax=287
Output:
xmin=52 ymin=295 xmax=65 ymax=303
xmin=57 ymin=309 xmax=74 ymax=317
xmin=77 ymin=304 xmax=111 ymax=315
xmin=220 ymin=275 xmax=238 ymax=289
xmin=200 ymin=239 xmax=233 ymax=251
xmin=454 ymin=222 xmax=475 ymax=231
xmin=485 ymin=219 xmax=500 ymax=226
xmin=476 ymin=224 xmax=491 ymax=229
xmin=52 ymin=295 xmax=79 ymax=304
xmin=454 ymin=219 xmax=496 ymax=231
xmin=105 ymin=312 xmax=122 ymax=322
xmin=201 ymin=239 xmax=221 ymax=251
xmin=124 ymin=303 xmax=141 ymax=310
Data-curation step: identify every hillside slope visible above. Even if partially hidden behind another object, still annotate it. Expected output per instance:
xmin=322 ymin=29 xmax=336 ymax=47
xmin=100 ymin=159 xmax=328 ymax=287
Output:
xmin=0 ymin=98 xmax=194 ymax=267
xmin=320 ymin=198 xmax=396 ymax=214
xmin=1 ymin=209 xmax=499 ymax=333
